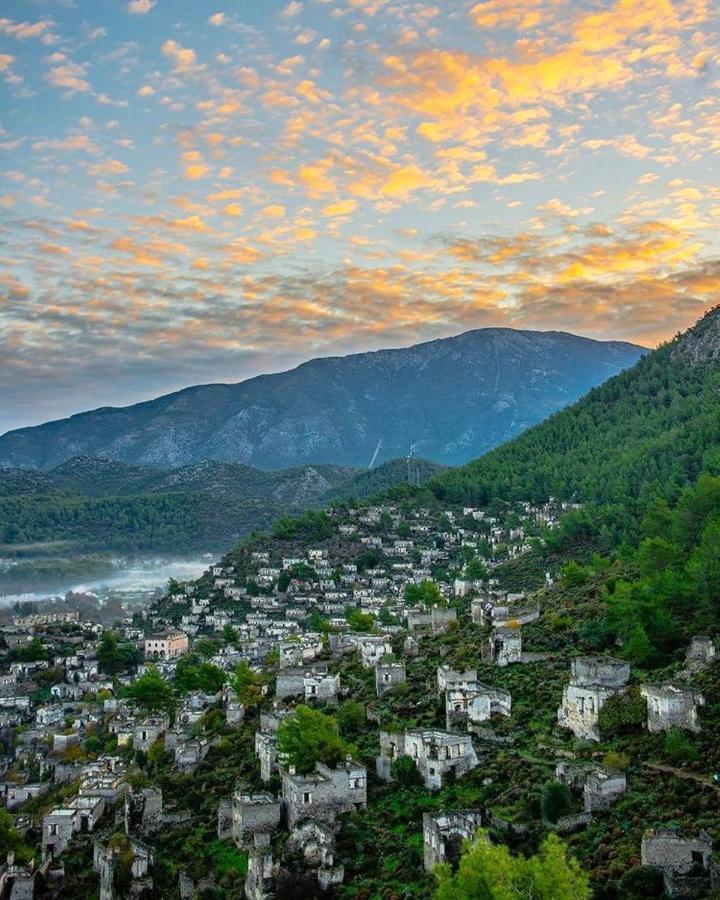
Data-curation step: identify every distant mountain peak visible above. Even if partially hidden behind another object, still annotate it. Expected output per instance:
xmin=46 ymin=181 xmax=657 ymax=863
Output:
xmin=0 ymin=326 xmax=646 ymax=471
xmin=671 ymin=305 xmax=720 ymax=366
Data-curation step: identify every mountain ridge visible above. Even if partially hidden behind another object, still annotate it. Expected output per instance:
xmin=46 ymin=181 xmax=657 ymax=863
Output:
xmin=0 ymin=327 xmax=646 ymax=471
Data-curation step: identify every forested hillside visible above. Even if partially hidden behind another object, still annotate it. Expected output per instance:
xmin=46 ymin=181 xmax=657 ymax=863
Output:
xmin=0 ymin=456 xmax=441 ymax=555
xmin=430 ymin=308 xmax=720 ymax=512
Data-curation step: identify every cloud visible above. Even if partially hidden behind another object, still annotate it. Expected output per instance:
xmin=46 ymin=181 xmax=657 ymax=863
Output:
xmin=208 ymin=12 xmax=226 ymax=26
xmin=282 ymin=2 xmax=303 ymax=18
xmin=87 ymin=159 xmax=129 ymax=176
xmin=45 ymin=62 xmax=91 ymax=93
xmin=0 ymin=18 xmax=54 ymax=40
xmin=162 ymin=39 xmax=197 ymax=71
xmin=127 ymin=0 xmax=156 ymax=14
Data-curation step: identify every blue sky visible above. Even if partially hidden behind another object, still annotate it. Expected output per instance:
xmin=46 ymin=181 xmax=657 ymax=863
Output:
xmin=0 ymin=0 xmax=718 ymax=432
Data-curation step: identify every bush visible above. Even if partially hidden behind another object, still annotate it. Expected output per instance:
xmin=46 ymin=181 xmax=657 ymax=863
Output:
xmin=602 ymin=751 xmax=631 ymax=770
xmin=598 ymin=686 xmax=647 ymax=737
xmin=618 ymin=865 xmax=665 ymax=898
xmin=540 ymin=781 xmax=572 ymax=823
xmin=663 ymin=726 xmax=699 ymax=763
xmin=391 ymin=755 xmax=422 ymax=787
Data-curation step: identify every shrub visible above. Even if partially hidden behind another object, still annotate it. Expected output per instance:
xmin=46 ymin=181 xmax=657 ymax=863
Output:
xmin=391 ymin=755 xmax=422 ymax=787
xmin=663 ymin=726 xmax=699 ymax=763
xmin=540 ymin=781 xmax=572 ymax=823
xmin=598 ymin=687 xmax=647 ymax=737
xmin=618 ymin=865 xmax=665 ymax=898
xmin=602 ymin=751 xmax=631 ymax=770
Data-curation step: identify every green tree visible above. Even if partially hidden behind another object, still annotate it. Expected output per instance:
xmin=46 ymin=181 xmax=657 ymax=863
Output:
xmin=540 ymin=781 xmax=572 ymax=823
xmin=276 ymin=705 xmax=353 ymax=774
xmin=123 ymin=666 xmax=175 ymax=712
xmin=337 ymin=700 xmax=366 ymax=737
xmin=465 ymin=558 xmax=490 ymax=581
xmin=390 ymin=755 xmax=422 ymax=787
xmin=173 ymin=654 xmax=225 ymax=694
xmin=404 ymin=579 xmax=446 ymax=607
xmin=434 ymin=831 xmax=590 ymax=900
xmin=227 ymin=661 xmax=266 ymax=710
xmin=346 ymin=607 xmax=375 ymax=632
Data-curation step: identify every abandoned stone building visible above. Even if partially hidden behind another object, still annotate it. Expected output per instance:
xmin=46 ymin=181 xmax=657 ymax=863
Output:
xmin=376 ymin=729 xmax=479 ymax=790
xmin=422 ymin=810 xmax=483 ymax=872
xmin=133 ymin=715 xmax=169 ymax=753
xmin=641 ymin=683 xmax=705 ymax=733
xmin=275 ymin=666 xmax=340 ymax=705
xmin=42 ymin=809 xmax=76 ymax=860
xmin=436 ymin=667 xmax=477 ymax=693
xmin=445 ymin=683 xmax=512 ymax=730
xmin=555 ymin=761 xmax=627 ymax=813
xmin=282 ymin=758 xmax=367 ymax=828
xmin=557 ymin=656 xmax=631 ymax=742
xmin=357 ymin=636 xmax=393 ymax=669
xmin=231 ymin=792 xmax=282 ymax=848
xmin=285 ymin=820 xmax=345 ymax=890
xmin=245 ymin=832 xmax=277 ymax=900
xmin=406 ymin=607 xmax=457 ymax=634
xmin=484 ymin=626 xmax=522 ymax=667
xmin=641 ymin=829 xmax=715 ymax=897
xmin=683 ymin=636 xmax=716 ymax=673
xmin=93 ymin=834 xmax=153 ymax=900
xmin=255 ymin=730 xmax=278 ymax=783
xmin=375 ymin=662 xmax=406 ymax=697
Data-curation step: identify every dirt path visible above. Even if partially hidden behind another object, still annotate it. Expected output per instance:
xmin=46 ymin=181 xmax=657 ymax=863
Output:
xmin=642 ymin=761 xmax=720 ymax=795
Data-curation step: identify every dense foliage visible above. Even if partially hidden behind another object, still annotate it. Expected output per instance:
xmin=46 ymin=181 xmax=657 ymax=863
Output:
xmin=434 ymin=832 xmax=591 ymax=900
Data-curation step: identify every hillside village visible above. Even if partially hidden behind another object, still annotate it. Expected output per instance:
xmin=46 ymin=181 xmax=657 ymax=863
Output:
xmin=0 ymin=492 xmax=716 ymax=899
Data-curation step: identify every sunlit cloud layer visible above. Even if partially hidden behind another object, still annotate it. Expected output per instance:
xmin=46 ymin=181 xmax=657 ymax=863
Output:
xmin=1 ymin=0 xmax=718 ymax=431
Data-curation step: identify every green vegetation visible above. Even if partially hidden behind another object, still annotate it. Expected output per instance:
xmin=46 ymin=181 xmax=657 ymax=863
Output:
xmin=97 ymin=631 xmax=143 ymax=675
xmin=430 ymin=340 xmax=720 ymax=511
xmin=434 ymin=832 xmax=591 ymax=900
xmin=276 ymin=705 xmax=354 ymax=773
xmin=122 ymin=665 xmax=175 ymax=712
xmin=404 ymin=579 xmax=446 ymax=607
xmin=173 ymin=654 xmax=226 ymax=694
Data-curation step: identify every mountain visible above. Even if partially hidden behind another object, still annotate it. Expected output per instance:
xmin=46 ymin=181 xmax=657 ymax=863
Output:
xmin=0 ymin=455 xmax=441 ymax=555
xmin=429 ymin=307 xmax=720 ymax=510
xmin=0 ymin=328 xmax=645 ymax=471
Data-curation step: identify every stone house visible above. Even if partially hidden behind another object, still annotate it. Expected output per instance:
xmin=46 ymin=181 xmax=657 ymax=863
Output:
xmin=133 ymin=715 xmax=169 ymax=752
xmin=5 ymin=782 xmax=49 ymax=811
xmin=231 ymin=792 xmax=282 ymax=848
xmin=557 ymin=656 xmax=630 ymax=742
xmin=375 ymin=662 xmax=406 ymax=697
xmin=285 ymin=820 xmax=344 ymax=890
xmin=94 ymin=834 xmax=153 ymax=900
xmin=356 ymin=636 xmax=393 ymax=669
xmin=641 ymin=829 xmax=715 ymax=897
xmin=423 ymin=810 xmax=483 ymax=872
xmin=71 ymin=793 xmax=105 ymax=833
xmin=641 ymin=684 xmax=704 ymax=733
xmin=42 ymin=808 xmax=76 ymax=859
xmin=377 ymin=729 xmax=478 ymax=790
xmin=275 ymin=666 xmax=340 ymax=705
xmin=245 ymin=832 xmax=277 ymax=900
xmin=436 ymin=667 xmax=477 ymax=693
xmin=555 ymin=761 xmax=626 ymax=813
xmin=485 ymin=626 xmax=522 ymax=667
xmin=222 ymin=686 xmax=245 ymax=726
xmin=282 ymin=759 xmax=367 ymax=828
xmin=445 ymin=683 xmax=511 ymax=730
xmin=255 ymin=731 xmax=278 ymax=784
xmin=124 ymin=787 xmax=163 ymax=835
xmin=683 ymin=636 xmax=715 ymax=673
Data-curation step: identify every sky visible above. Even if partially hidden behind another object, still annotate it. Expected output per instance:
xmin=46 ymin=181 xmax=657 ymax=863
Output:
xmin=0 ymin=0 xmax=718 ymax=433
